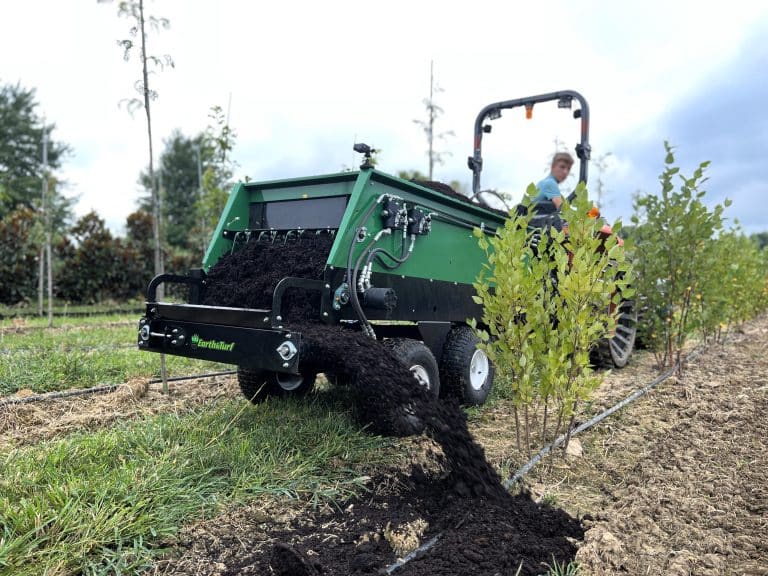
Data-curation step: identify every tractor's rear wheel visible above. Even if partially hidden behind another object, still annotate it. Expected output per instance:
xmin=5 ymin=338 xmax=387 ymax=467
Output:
xmin=440 ymin=325 xmax=495 ymax=406
xmin=592 ymin=299 xmax=637 ymax=368
xmin=237 ymin=368 xmax=317 ymax=403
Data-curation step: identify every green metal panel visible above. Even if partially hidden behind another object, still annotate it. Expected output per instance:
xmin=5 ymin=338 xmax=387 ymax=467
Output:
xmin=202 ymin=182 xmax=250 ymax=271
xmin=201 ymin=169 xmax=508 ymax=286
xmin=328 ymin=170 xmax=506 ymax=285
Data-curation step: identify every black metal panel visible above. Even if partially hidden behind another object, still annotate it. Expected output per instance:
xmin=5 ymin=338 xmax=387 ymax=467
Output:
xmin=417 ymin=322 xmax=452 ymax=359
xmin=151 ymin=303 xmax=271 ymax=329
xmin=249 ymin=202 xmax=265 ymax=229
xmin=325 ymin=267 xmax=482 ymax=324
xmin=138 ymin=319 xmax=302 ymax=374
xmin=254 ymin=195 xmax=348 ymax=230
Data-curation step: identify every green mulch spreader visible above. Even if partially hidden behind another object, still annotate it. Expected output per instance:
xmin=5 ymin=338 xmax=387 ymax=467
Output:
xmin=137 ymin=90 xmax=636 ymax=407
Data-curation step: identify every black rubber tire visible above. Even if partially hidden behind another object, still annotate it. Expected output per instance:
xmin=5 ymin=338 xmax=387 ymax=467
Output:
xmin=439 ymin=325 xmax=495 ymax=406
xmin=382 ymin=338 xmax=441 ymax=398
xmin=591 ymin=299 xmax=638 ymax=369
xmin=237 ymin=368 xmax=317 ymax=403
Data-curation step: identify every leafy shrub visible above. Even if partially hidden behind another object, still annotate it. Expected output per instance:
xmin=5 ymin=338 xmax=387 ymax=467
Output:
xmin=472 ymin=185 xmax=631 ymax=452
xmin=631 ymin=143 xmax=728 ymax=366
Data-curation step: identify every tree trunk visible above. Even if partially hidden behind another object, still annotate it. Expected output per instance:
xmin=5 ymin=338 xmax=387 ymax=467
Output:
xmin=139 ymin=0 xmax=164 ymax=300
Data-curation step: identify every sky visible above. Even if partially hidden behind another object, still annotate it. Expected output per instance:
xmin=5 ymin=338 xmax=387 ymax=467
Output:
xmin=2 ymin=0 xmax=767 ymax=234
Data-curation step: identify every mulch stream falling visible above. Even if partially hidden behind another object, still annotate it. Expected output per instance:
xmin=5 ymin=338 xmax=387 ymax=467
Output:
xmin=198 ymin=234 xmax=584 ymax=575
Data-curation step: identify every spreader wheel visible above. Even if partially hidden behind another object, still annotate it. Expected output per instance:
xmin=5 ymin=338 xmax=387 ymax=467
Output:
xmin=592 ymin=299 xmax=638 ymax=368
xmin=237 ymin=368 xmax=317 ymax=403
xmin=354 ymin=339 xmax=439 ymax=438
xmin=382 ymin=338 xmax=441 ymax=398
xmin=440 ymin=325 xmax=495 ymax=406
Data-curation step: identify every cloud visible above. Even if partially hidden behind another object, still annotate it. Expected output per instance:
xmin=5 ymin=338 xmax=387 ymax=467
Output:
xmin=604 ymin=24 xmax=768 ymax=233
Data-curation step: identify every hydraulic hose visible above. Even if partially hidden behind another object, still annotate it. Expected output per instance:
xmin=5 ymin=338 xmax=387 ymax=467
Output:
xmin=345 ymin=194 xmax=387 ymax=287
xmin=350 ymin=230 xmax=391 ymax=338
xmin=365 ymin=232 xmax=414 ymax=271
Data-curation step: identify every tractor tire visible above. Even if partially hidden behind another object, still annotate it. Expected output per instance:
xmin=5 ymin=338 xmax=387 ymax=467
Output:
xmin=591 ymin=299 xmax=637 ymax=368
xmin=440 ymin=325 xmax=495 ymax=406
xmin=237 ymin=368 xmax=317 ymax=403
xmin=354 ymin=339 xmax=439 ymax=437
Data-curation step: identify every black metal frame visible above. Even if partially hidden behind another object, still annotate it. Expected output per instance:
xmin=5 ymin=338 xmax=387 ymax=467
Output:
xmin=468 ymin=90 xmax=591 ymax=198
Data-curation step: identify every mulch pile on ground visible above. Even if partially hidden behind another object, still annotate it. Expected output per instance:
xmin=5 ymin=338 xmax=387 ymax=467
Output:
xmin=208 ymin=470 xmax=583 ymax=576
xmin=197 ymin=234 xmax=584 ymax=574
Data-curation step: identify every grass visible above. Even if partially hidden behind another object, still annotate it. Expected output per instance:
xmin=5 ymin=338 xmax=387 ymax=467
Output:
xmin=0 ymin=393 xmax=389 ymax=575
xmin=547 ymin=559 xmax=581 ymax=575
xmin=0 ymin=316 xmax=230 ymax=395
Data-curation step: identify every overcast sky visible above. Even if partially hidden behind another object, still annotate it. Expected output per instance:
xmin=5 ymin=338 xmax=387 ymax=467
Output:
xmin=2 ymin=0 xmax=767 ymax=234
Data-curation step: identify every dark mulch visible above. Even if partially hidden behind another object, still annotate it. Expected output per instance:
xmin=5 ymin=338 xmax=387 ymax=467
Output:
xmin=201 ymin=233 xmax=334 ymax=322
xmin=195 ymin=470 xmax=583 ymax=576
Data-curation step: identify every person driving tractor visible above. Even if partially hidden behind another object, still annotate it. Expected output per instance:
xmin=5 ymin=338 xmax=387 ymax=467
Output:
xmin=533 ymin=151 xmax=574 ymax=210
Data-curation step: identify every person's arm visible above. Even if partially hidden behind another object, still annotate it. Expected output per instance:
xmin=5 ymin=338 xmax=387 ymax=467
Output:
xmin=538 ymin=177 xmax=563 ymax=209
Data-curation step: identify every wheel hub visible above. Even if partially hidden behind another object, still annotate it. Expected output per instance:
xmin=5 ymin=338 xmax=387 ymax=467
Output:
xmin=469 ymin=349 xmax=490 ymax=391
xmin=275 ymin=372 xmax=305 ymax=391
xmin=410 ymin=364 xmax=431 ymax=389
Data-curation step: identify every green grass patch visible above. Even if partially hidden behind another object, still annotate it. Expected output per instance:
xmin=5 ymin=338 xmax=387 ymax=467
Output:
xmin=0 ymin=321 xmax=229 ymax=395
xmin=0 ymin=393 xmax=388 ymax=575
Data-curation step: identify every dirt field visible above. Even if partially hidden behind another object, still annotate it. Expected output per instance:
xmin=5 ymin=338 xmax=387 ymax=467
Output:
xmin=567 ymin=319 xmax=768 ymax=575
xmin=3 ymin=315 xmax=765 ymax=574
xmin=154 ymin=317 xmax=767 ymax=575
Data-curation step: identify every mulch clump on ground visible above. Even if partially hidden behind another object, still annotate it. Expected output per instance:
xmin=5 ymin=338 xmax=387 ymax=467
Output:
xmin=197 ymin=234 xmax=583 ymax=574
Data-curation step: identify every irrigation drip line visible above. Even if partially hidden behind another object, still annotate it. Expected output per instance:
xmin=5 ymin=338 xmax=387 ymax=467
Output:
xmin=503 ymin=346 xmax=704 ymax=489
xmin=0 ymin=343 xmax=136 ymax=355
xmin=384 ymin=534 xmax=442 ymax=574
xmin=0 ymin=321 xmax=135 ymax=335
xmin=0 ymin=370 xmax=237 ymax=408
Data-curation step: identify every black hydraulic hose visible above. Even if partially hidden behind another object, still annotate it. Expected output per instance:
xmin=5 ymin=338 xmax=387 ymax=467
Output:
xmin=350 ymin=232 xmax=389 ymax=338
xmin=345 ymin=194 xmax=387 ymax=286
xmin=364 ymin=231 xmax=413 ymax=271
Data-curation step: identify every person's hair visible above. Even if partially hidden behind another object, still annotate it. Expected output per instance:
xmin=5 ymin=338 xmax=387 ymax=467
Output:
xmin=551 ymin=151 xmax=574 ymax=167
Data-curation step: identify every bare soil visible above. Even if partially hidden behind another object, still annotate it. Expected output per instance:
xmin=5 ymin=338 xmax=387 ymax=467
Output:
xmin=492 ymin=317 xmax=767 ymax=575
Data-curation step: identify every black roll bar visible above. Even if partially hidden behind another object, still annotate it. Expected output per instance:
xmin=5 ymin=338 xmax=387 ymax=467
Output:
xmin=468 ymin=90 xmax=591 ymax=200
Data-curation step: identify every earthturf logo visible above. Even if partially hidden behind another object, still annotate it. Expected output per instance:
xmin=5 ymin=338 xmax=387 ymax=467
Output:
xmin=190 ymin=334 xmax=236 ymax=352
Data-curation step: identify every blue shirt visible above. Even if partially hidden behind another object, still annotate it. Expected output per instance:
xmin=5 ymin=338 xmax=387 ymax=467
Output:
xmin=533 ymin=174 xmax=561 ymax=203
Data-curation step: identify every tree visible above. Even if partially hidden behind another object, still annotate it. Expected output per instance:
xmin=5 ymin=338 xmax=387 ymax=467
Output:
xmin=101 ymin=0 xmax=174 ymax=297
xmin=751 ymin=231 xmax=768 ymax=250
xmin=140 ymin=130 xmax=207 ymax=251
xmin=0 ymin=81 xmax=69 ymax=217
xmin=57 ymin=211 xmax=126 ymax=303
xmin=631 ymin=143 xmax=728 ymax=367
xmin=0 ymin=208 xmax=39 ymax=305
xmin=472 ymin=185 xmax=631 ymax=453
xmin=413 ymin=61 xmax=454 ymax=180
xmin=194 ymin=105 xmax=238 ymax=256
